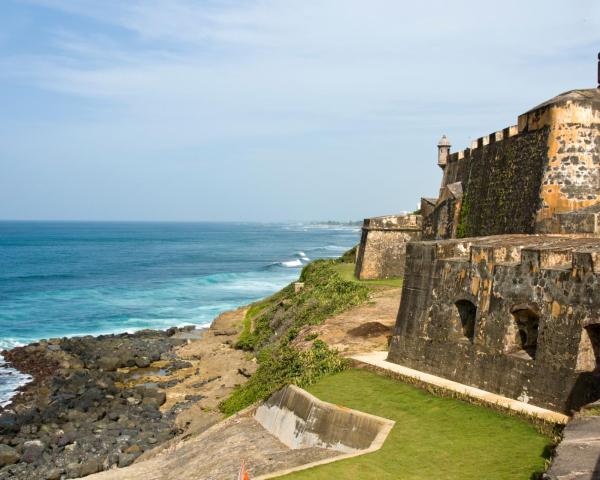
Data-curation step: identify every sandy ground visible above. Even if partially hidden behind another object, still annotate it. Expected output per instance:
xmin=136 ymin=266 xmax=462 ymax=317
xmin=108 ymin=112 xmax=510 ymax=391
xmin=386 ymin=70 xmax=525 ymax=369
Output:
xmin=83 ymin=414 xmax=339 ymax=480
xmin=292 ymin=287 xmax=401 ymax=355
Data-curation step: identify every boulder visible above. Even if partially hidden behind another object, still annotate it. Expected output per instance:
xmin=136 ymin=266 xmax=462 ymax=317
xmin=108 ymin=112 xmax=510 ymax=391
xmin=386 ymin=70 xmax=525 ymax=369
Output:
xmin=45 ymin=467 xmax=64 ymax=480
xmin=79 ymin=458 xmax=101 ymax=476
xmin=65 ymin=462 xmax=81 ymax=479
xmin=117 ymin=452 xmax=136 ymax=468
xmin=0 ymin=444 xmax=20 ymax=467
xmin=96 ymin=356 xmax=120 ymax=372
xmin=21 ymin=439 xmax=45 ymax=464
xmin=134 ymin=356 xmax=151 ymax=368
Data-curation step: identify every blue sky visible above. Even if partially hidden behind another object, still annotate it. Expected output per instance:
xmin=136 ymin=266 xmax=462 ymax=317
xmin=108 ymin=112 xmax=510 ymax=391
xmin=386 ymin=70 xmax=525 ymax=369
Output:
xmin=1 ymin=0 xmax=599 ymax=221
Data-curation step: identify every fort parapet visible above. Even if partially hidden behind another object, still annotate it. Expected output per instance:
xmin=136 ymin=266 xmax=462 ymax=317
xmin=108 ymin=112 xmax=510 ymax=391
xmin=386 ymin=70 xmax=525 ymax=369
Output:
xmin=354 ymin=214 xmax=421 ymax=280
xmin=427 ymin=89 xmax=600 ymax=239
xmin=388 ymin=234 xmax=600 ymax=413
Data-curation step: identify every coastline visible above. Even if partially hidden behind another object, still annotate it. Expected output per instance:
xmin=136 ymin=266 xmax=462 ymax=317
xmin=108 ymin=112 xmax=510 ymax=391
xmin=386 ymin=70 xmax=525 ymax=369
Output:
xmin=0 ymin=307 xmax=256 ymax=479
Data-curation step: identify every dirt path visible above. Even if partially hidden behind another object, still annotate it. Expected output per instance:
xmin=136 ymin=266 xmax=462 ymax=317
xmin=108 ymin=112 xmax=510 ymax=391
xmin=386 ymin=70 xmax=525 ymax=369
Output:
xmin=292 ymin=287 xmax=401 ymax=355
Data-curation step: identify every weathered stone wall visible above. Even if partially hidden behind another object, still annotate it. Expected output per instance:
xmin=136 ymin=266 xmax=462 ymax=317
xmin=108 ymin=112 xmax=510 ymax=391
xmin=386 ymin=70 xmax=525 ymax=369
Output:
xmin=459 ymin=129 xmax=549 ymax=237
xmin=354 ymin=215 xmax=421 ymax=280
xmin=388 ymin=235 xmax=600 ymax=413
xmin=426 ymin=89 xmax=600 ymax=240
xmin=525 ymin=90 xmax=600 ymax=230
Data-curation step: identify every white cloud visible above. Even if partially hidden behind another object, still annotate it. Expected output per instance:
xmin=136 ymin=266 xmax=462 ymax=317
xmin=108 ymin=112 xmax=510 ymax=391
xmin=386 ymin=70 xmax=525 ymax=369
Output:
xmin=2 ymin=0 xmax=600 ymax=220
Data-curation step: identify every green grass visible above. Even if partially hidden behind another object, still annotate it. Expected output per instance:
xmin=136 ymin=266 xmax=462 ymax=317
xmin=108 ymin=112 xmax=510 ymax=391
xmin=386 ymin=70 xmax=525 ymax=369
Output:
xmin=333 ymin=263 xmax=403 ymax=288
xmin=278 ymin=369 xmax=553 ymax=480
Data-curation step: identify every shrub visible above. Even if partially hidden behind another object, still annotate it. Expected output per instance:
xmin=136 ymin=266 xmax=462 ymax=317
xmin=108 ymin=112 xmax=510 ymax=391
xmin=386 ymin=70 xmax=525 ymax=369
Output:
xmin=219 ymin=340 xmax=348 ymax=415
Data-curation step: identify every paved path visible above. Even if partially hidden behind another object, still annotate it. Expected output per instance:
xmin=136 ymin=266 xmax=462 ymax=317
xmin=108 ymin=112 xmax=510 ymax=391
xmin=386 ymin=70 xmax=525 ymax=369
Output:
xmin=545 ymin=415 xmax=600 ymax=480
xmin=351 ymin=351 xmax=569 ymax=424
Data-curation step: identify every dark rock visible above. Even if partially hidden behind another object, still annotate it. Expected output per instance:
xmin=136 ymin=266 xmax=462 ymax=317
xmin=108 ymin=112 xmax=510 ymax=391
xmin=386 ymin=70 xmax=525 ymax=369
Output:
xmin=57 ymin=431 xmax=77 ymax=447
xmin=0 ymin=414 xmax=19 ymax=434
xmin=134 ymin=357 xmax=151 ymax=368
xmin=96 ymin=356 xmax=120 ymax=372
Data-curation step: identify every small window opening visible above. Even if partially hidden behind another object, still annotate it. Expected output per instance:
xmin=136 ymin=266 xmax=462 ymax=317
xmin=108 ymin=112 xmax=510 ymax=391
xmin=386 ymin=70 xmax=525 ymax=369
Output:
xmin=576 ymin=324 xmax=600 ymax=372
xmin=455 ymin=300 xmax=477 ymax=342
xmin=510 ymin=308 xmax=539 ymax=360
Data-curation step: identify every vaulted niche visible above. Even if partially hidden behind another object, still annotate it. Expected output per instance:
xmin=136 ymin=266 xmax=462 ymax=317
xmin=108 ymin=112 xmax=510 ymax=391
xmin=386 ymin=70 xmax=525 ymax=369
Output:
xmin=455 ymin=299 xmax=477 ymax=342
xmin=509 ymin=307 xmax=540 ymax=360
xmin=576 ymin=324 xmax=600 ymax=372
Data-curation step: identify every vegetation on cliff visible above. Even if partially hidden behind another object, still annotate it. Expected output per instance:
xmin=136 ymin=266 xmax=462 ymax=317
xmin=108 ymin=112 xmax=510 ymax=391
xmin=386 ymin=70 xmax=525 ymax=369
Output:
xmin=219 ymin=251 xmax=369 ymax=415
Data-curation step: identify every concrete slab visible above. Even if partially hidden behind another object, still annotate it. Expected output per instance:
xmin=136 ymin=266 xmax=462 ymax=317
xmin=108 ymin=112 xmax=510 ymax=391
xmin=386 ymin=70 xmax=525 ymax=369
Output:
xmin=546 ymin=416 xmax=600 ymax=480
xmin=352 ymin=351 xmax=569 ymax=424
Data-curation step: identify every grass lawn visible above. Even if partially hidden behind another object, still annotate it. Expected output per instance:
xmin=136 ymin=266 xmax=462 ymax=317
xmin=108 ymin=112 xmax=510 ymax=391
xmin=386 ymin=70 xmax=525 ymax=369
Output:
xmin=333 ymin=263 xmax=403 ymax=288
xmin=277 ymin=369 xmax=553 ymax=480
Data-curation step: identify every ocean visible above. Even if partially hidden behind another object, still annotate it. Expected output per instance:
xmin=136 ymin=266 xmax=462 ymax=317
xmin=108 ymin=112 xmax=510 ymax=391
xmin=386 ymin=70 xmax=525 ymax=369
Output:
xmin=0 ymin=221 xmax=360 ymax=407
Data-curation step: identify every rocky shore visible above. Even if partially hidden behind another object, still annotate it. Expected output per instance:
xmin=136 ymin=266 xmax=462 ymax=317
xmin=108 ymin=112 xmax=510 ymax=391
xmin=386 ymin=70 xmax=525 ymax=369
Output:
xmin=0 ymin=308 xmax=255 ymax=480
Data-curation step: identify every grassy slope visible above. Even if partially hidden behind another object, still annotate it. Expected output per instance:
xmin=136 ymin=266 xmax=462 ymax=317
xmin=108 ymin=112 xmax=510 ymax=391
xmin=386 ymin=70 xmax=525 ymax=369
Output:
xmin=219 ymin=258 xmax=370 ymax=415
xmin=279 ymin=369 xmax=552 ymax=480
xmin=333 ymin=263 xmax=403 ymax=288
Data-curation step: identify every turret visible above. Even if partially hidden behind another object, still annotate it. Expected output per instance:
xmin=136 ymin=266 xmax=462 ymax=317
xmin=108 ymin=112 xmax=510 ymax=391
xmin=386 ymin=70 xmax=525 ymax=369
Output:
xmin=437 ymin=135 xmax=451 ymax=169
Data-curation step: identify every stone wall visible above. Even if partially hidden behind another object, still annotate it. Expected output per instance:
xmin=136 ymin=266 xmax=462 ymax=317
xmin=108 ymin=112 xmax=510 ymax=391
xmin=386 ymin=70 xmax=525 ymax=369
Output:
xmin=387 ymin=235 xmax=600 ymax=413
xmin=426 ymin=89 xmax=600 ymax=240
xmin=354 ymin=215 xmax=421 ymax=280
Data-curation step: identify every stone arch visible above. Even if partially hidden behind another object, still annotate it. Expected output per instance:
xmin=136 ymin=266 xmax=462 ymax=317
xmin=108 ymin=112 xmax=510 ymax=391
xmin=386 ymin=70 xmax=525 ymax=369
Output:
xmin=507 ymin=304 xmax=540 ymax=360
xmin=454 ymin=299 xmax=477 ymax=342
xmin=576 ymin=322 xmax=600 ymax=372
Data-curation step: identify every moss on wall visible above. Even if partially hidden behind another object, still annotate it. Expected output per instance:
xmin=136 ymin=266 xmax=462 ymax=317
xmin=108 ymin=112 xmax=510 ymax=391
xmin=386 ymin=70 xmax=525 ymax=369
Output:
xmin=459 ymin=129 xmax=549 ymax=236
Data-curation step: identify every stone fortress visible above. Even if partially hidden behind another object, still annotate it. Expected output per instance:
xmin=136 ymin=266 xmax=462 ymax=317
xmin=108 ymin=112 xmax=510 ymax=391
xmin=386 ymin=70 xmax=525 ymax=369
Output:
xmin=357 ymin=83 xmax=600 ymax=415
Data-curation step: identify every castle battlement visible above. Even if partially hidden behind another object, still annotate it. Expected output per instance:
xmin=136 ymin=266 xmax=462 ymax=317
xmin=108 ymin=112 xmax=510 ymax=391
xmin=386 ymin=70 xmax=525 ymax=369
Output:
xmin=419 ymin=235 xmax=600 ymax=274
xmin=428 ymin=89 xmax=600 ymax=240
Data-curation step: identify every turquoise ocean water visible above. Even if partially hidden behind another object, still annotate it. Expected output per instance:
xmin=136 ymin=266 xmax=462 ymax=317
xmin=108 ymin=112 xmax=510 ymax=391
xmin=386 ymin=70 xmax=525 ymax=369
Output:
xmin=0 ymin=221 xmax=359 ymax=406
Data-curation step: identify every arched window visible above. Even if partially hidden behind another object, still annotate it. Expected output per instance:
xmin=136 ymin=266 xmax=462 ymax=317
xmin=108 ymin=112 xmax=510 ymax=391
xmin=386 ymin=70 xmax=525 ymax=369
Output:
xmin=509 ymin=307 xmax=540 ymax=360
xmin=455 ymin=299 xmax=477 ymax=342
xmin=576 ymin=324 xmax=600 ymax=372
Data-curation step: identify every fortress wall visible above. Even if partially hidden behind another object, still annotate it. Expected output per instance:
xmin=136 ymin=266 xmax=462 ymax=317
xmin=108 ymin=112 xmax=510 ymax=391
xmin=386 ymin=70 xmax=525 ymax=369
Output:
xmin=520 ymin=98 xmax=600 ymax=230
xmin=450 ymin=127 xmax=548 ymax=237
xmin=388 ymin=236 xmax=600 ymax=413
xmin=429 ymin=90 xmax=600 ymax=239
xmin=354 ymin=215 xmax=421 ymax=280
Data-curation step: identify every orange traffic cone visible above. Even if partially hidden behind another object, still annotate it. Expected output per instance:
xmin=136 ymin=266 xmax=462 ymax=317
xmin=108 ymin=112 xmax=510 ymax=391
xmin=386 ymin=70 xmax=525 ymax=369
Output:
xmin=238 ymin=460 xmax=250 ymax=480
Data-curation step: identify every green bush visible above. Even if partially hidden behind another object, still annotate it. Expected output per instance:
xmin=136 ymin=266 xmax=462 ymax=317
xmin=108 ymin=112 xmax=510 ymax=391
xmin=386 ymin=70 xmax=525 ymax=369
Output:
xmin=235 ymin=259 xmax=369 ymax=352
xmin=337 ymin=245 xmax=357 ymax=264
xmin=219 ymin=340 xmax=348 ymax=416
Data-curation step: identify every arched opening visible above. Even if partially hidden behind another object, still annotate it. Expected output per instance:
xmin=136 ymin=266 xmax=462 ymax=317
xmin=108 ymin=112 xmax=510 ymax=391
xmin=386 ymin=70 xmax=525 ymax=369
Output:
xmin=455 ymin=299 xmax=477 ymax=342
xmin=576 ymin=324 xmax=600 ymax=372
xmin=510 ymin=307 xmax=540 ymax=360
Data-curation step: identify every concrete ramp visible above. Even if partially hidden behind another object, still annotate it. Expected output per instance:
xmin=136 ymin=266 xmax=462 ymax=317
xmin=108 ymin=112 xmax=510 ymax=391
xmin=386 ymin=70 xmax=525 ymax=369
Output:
xmin=255 ymin=384 xmax=393 ymax=454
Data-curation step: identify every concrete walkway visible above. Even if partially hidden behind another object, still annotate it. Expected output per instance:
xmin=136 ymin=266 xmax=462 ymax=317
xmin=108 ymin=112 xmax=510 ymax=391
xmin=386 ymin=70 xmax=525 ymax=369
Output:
xmin=545 ymin=415 xmax=600 ymax=480
xmin=351 ymin=351 xmax=569 ymax=424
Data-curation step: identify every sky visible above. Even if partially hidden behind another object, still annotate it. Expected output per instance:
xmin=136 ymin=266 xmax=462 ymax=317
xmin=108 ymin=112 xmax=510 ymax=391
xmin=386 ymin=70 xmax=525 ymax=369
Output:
xmin=1 ymin=0 xmax=599 ymax=222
